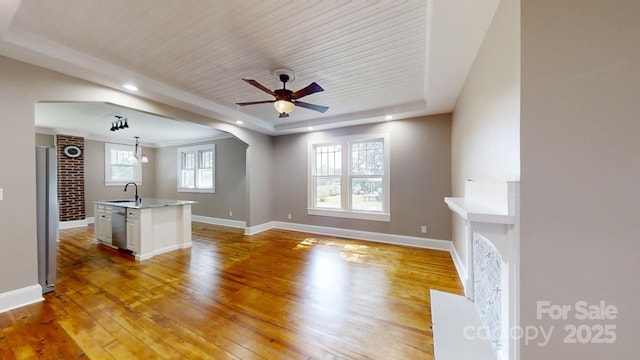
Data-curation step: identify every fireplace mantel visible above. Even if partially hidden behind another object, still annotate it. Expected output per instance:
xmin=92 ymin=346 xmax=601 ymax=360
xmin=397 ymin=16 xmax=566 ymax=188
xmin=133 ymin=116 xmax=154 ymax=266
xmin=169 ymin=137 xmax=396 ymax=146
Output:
xmin=445 ymin=179 xmax=517 ymax=225
xmin=434 ymin=180 xmax=520 ymax=360
xmin=444 ymin=197 xmax=514 ymax=224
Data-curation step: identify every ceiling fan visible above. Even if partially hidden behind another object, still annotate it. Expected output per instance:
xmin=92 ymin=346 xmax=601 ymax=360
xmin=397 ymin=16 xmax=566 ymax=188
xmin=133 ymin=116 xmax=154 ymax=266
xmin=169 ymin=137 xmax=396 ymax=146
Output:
xmin=236 ymin=69 xmax=329 ymax=118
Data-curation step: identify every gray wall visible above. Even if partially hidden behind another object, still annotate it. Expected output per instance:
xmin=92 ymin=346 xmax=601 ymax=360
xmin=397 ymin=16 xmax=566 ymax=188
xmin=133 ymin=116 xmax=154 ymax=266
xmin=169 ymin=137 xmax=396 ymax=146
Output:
xmin=35 ymin=133 xmax=55 ymax=147
xmin=450 ymin=0 xmax=520 ymax=275
xmin=84 ymin=139 xmax=157 ymax=218
xmin=245 ymin=132 xmax=275 ymax=227
xmin=521 ymin=0 xmax=639 ymax=357
xmin=37 ymin=134 xmax=244 ymax=220
xmin=0 ymin=56 xmax=39 ymax=294
xmin=155 ymin=137 xmax=247 ymax=221
xmin=0 ymin=54 xmax=270 ymax=298
xmin=273 ymin=114 xmax=452 ymax=240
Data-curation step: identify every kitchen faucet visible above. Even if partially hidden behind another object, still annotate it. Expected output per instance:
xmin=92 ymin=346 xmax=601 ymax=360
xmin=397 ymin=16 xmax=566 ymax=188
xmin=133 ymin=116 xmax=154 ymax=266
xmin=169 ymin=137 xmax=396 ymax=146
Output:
xmin=124 ymin=182 xmax=141 ymax=204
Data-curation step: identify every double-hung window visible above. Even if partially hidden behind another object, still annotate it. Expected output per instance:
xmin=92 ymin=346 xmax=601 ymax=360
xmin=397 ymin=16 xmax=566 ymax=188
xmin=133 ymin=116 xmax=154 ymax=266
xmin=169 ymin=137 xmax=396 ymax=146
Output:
xmin=312 ymin=144 xmax=342 ymax=209
xmin=105 ymin=143 xmax=142 ymax=185
xmin=308 ymin=133 xmax=390 ymax=222
xmin=177 ymin=144 xmax=215 ymax=193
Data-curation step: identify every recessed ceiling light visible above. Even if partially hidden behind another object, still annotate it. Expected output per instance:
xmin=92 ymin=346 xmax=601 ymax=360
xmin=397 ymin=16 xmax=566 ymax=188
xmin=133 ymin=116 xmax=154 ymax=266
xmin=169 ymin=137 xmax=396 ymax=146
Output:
xmin=235 ymin=120 xmax=244 ymax=125
xmin=385 ymin=115 xmax=393 ymax=120
xmin=123 ymin=83 xmax=138 ymax=91
xmin=307 ymin=127 xmax=314 ymax=131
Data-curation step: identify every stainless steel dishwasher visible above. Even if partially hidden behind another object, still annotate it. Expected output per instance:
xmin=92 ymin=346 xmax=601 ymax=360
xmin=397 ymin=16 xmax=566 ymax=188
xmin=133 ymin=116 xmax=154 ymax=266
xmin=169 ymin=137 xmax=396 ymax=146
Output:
xmin=111 ymin=207 xmax=127 ymax=249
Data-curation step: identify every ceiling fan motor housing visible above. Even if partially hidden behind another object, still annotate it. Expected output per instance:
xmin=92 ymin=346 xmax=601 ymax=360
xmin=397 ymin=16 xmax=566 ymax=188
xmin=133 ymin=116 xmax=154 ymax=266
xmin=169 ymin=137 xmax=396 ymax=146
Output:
xmin=274 ymin=88 xmax=293 ymax=101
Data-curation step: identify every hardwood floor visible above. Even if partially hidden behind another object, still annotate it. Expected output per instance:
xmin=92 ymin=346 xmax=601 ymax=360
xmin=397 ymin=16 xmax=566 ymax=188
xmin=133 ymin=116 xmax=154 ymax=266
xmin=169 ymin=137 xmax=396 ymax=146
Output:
xmin=0 ymin=223 xmax=462 ymax=359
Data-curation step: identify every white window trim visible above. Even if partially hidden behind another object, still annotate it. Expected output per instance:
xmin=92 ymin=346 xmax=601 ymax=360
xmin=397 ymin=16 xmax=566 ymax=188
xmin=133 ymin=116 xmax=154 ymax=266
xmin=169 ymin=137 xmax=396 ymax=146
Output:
xmin=307 ymin=133 xmax=391 ymax=222
xmin=104 ymin=143 xmax=142 ymax=186
xmin=177 ymin=144 xmax=216 ymax=193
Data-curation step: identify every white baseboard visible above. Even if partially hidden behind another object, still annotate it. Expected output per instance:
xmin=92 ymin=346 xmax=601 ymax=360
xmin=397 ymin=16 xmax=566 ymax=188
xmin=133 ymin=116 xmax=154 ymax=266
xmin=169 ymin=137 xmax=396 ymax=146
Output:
xmin=450 ymin=243 xmax=468 ymax=295
xmin=244 ymin=221 xmax=277 ymax=235
xmin=86 ymin=216 xmax=95 ymax=224
xmin=0 ymin=284 xmax=43 ymax=314
xmin=135 ymin=242 xmax=193 ymax=261
xmin=136 ymin=253 xmax=153 ymax=261
xmin=273 ymin=221 xmax=452 ymax=250
xmin=59 ymin=219 xmax=88 ymax=229
xmin=192 ymin=215 xmax=246 ymax=229
xmin=242 ymin=220 xmax=451 ymax=251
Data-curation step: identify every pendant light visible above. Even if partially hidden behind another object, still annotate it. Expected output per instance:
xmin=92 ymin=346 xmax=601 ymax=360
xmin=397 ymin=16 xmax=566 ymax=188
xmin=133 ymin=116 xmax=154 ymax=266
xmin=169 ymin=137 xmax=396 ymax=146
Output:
xmin=130 ymin=136 xmax=149 ymax=163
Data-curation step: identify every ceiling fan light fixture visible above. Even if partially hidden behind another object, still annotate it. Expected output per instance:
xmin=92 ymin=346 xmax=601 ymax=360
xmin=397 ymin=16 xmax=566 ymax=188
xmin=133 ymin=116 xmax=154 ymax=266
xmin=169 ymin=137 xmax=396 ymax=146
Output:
xmin=274 ymin=100 xmax=295 ymax=115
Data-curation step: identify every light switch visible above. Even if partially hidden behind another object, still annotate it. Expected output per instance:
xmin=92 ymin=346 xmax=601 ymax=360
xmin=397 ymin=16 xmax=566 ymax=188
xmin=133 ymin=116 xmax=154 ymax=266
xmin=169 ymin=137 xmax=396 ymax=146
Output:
xmin=0 ymin=188 xmax=3 ymax=201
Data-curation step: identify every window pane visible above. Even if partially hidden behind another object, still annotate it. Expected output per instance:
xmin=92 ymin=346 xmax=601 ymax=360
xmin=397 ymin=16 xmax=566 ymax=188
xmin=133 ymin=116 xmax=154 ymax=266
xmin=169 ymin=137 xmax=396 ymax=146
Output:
xmin=197 ymin=168 xmax=213 ymax=188
xmin=177 ymin=146 xmax=215 ymax=191
xmin=111 ymin=149 xmax=136 ymax=165
xmin=199 ymin=150 xmax=213 ymax=169
xmin=351 ymin=139 xmax=384 ymax=175
xmin=314 ymin=145 xmax=341 ymax=175
xmin=351 ymin=178 xmax=383 ymax=212
xmin=181 ymin=169 xmax=195 ymax=188
xmin=111 ymin=165 xmax=135 ymax=181
xmin=106 ymin=143 xmax=141 ymax=184
xmin=182 ymin=152 xmax=195 ymax=170
xmin=315 ymin=177 xmax=341 ymax=208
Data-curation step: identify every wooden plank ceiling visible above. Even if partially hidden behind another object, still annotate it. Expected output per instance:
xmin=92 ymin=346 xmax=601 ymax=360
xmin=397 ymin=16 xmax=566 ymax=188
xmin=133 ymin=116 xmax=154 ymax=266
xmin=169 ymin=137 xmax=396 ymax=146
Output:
xmin=11 ymin=0 xmax=428 ymax=128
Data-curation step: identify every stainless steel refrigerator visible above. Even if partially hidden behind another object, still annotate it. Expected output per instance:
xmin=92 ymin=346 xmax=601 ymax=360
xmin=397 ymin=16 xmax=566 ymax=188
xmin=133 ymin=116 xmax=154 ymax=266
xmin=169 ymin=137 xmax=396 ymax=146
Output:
xmin=36 ymin=146 xmax=58 ymax=294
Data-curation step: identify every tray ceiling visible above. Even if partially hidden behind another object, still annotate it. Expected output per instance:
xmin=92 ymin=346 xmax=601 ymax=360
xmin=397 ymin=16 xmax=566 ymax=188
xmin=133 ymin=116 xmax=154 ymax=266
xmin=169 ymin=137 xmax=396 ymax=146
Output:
xmin=1 ymin=0 xmax=500 ymax=136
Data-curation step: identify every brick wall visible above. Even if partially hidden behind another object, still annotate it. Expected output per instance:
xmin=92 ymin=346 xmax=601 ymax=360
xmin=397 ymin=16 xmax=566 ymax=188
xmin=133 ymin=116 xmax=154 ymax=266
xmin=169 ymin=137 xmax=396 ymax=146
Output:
xmin=56 ymin=135 xmax=85 ymax=221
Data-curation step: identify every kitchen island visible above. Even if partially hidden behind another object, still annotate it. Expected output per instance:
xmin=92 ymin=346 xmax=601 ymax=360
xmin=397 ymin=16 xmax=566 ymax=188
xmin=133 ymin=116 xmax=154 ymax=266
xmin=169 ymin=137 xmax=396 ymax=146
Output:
xmin=94 ymin=198 xmax=197 ymax=260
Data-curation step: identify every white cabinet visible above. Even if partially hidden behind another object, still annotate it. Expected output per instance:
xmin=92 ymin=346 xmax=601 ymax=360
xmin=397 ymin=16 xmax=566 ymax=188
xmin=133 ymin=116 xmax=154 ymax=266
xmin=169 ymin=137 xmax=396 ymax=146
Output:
xmin=94 ymin=204 xmax=113 ymax=245
xmin=126 ymin=209 xmax=139 ymax=252
xmin=94 ymin=201 xmax=194 ymax=261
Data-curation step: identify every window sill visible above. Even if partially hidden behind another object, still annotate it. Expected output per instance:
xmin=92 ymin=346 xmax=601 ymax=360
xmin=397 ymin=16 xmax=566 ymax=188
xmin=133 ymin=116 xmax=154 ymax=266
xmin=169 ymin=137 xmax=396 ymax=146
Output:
xmin=308 ymin=208 xmax=390 ymax=222
xmin=178 ymin=188 xmax=215 ymax=194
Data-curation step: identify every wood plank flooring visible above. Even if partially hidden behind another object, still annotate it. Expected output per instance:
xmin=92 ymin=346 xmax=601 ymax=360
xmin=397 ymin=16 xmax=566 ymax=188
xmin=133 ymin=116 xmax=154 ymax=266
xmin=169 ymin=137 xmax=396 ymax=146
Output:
xmin=0 ymin=223 xmax=462 ymax=359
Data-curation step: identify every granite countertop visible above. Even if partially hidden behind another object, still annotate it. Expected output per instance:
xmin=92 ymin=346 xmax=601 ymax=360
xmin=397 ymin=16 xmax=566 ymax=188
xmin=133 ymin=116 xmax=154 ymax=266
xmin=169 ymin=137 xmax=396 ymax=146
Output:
xmin=94 ymin=198 xmax=198 ymax=209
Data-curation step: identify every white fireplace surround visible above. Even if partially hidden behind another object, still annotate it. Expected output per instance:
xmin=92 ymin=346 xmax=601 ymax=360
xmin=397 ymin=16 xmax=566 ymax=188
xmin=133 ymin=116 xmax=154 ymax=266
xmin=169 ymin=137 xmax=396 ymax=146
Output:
xmin=433 ymin=180 xmax=520 ymax=360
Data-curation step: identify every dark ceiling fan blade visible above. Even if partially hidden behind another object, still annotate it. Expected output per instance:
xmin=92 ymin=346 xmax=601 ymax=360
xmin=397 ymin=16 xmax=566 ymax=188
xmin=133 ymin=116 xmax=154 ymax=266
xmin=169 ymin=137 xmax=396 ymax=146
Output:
xmin=236 ymin=100 xmax=275 ymax=106
xmin=293 ymin=101 xmax=329 ymax=113
xmin=242 ymin=79 xmax=277 ymax=96
xmin=291 ymin=82 xmax=324 ymax=99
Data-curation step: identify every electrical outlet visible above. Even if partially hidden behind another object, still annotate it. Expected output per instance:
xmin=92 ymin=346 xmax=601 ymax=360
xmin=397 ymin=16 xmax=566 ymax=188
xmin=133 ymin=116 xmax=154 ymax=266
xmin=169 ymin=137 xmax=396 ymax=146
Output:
xmin=288 ymin=213 xmax=292 ymax=220
xmin=421 ymin=226 xmax=427 ymax=233
xmin=229 ymin=211 xmax=233 ymax=217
